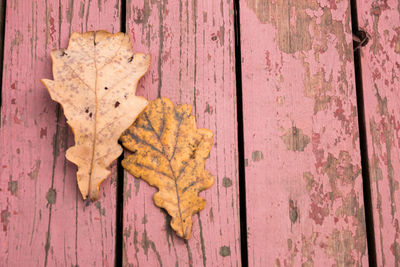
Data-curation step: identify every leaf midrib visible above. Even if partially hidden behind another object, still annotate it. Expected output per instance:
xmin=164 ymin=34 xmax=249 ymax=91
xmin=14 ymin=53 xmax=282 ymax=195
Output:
xmin=88 ymin=32 xmax=99 ymax=200
xmin=143 ymin=110 xmax=186 ymax=236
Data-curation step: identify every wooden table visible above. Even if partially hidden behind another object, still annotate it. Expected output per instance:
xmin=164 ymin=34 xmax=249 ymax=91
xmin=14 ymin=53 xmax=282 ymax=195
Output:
xmin=0 ymin=0 xmax=399 ymax=266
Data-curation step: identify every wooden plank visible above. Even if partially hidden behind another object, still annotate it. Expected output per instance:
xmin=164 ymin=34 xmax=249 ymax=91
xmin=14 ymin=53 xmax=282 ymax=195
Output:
xmin=356 ymin=0 xmax=400 ymax=265
xmin=123 ymin=0 xmax=241 ymax=266
xmin=0 ymin=1 xmax=120 ymax=266
xmin=0 ymin=0 xmax=5 ymax=86
xmin=239 ymin=0 xmax=368 ymax=265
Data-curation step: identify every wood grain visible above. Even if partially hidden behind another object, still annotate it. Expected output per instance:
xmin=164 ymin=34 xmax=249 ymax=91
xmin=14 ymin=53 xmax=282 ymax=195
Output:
xmin=0 ymin=1 xmax=120 ymax=266
xmin=356 ymin=0 xmax=400 ymax=265
xmin=123 ymin=0 xmax=241 ymax=266
xmin=239 ymin=0 xmax=368 ymax=265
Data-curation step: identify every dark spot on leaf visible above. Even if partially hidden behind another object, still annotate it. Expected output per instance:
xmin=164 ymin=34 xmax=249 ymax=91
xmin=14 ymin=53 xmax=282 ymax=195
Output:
xmin=89 ymin=112 xmax=93 ymax=118
xmin=219 ymin=246 xmax=231 ymax=257
xmin=60 ymin=51 xmax=67 ymax=56
xmin=85 ymin=108 xmax=89 ymax=113
xmin=211 ymin=35 xmax=217 ymax=41
xmin=115 ymin=101 xmax=120 ymax=108
xmin=104 ymin=87 xmax=108 ymax=90
xmin=128 ymin=55 xmax=134 ymax=62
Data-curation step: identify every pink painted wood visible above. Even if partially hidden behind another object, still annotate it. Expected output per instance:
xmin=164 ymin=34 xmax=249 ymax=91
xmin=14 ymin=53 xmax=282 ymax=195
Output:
xmin=240 ymin=0 xmax=368 ymax=265
xmin=0 ymin=1 xmax=120 ymax=266
xmin=356 ymin=0 xmax=400 ymax=265
xmin=122 ymin=0 xmax=241 ymax=266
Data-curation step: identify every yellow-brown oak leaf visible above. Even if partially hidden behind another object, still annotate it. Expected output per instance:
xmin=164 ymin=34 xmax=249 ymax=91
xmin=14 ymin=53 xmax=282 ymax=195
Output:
xmin=41 ymin=30 xmax=150 ymax=201
xmin=120 ymin=98 xmax=214 ymax=239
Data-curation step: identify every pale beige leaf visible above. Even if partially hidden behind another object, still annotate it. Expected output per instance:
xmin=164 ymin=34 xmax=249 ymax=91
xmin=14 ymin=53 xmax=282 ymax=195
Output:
xmin=41 ymin=30 xmax=150 ymax=200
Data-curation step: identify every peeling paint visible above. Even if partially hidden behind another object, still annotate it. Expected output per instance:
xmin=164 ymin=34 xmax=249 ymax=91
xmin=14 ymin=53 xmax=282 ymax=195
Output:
xmin=303 ymin=172 xmax=315 ymax=193
xmin=95 ymin=202 xmax=105 ymax=216
xmin=204 ymin=102 xmax=214 ymax=114
xmin=222 ymin=177 xmax=232 ymax=188
xmin=10 ymin=30 xmax=23 ymax=55
xmin=302 ymin=59 xmax=333 ymax=114
xmin=281 ymin=127 xmax=310 ymax=151
xmin=219 ymin=246 xmax=231 ymax=257
xmin=1 ymin=209 xmax=10 ymax=232
xmin=28 ymin=160 xmax=41 ymax=180
xmin=322 ymin=151 xmax=361 ymax=191
xmin=140 ymin=230 xmax=163 ymax=266
xmin=325 ymin=229 xmax=360 ymax=266
xmin=289 ymin=199 xmax=299 ymax=224
xmin=8 ymin=180 xmax=18 ymax=196
xmin=46 ymin=188 xmax=57 ymax=205
xmin=246 ymin=0 xmax=317 ymax=53
xmin=40 ymin=127 xmax=47 ymax=138
xmin=132 ymin=0 xmax=151 ymax=25
xmin=389 ymin=27 xmax=400 ymax=54
xmin=301 ymin=233 xmax=316 ymax=267
xmin=251 ymin=151 xmax=264 ymax=162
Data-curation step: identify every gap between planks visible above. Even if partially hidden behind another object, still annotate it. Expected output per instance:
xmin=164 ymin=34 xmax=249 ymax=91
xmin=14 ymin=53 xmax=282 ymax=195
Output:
xmin=233 ymin=0 xmax=249 ymax=266
xmin=0 ymin=0 xmax=7 ymax=114
xmin=115 ymin=1 xmax=127 ymax=266
xmin=350 ymin=0 xmax=378 ymax=266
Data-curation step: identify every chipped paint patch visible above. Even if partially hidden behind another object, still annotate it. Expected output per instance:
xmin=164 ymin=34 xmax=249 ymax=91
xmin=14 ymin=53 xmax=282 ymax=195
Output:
xmin=246 ymin=0 xmax=318 ymax=53
xmin=8 ymin=180 xmax=18 ymax=196
xmin=301 ymin=233 xmax=316 ymax=267
xmin=325 ymin=229 xmax=360 ymax=266
xmin=28 ymin=160 xmax=41 ymax=180
xmin=322 ymin=151 xmax=361 ymax=189
xmin=131 ymin=0 xmax=151 ymax=25
xmin=219 ymin=246 xmax=231 ymax=257
xmin=140 ymin=230 xmax=162 ymax=266
xmin=289 ymin=199 xmax=299 ymax=224
xmin=251 ymin=151 xmax=264 ymax=162
xmin=11 ymin=30 xmax=23 ymax=54
xmin=281 ymin=127 xmax=310 ymax=151
xmin=222 ymin=177 xmax=232 ymax=188
xmin=204 ymin=102 xmax=214 ymax=114
xmin=95 ymin=202 xmax=105 ymax=216
xmin=303 ymin=172 xmax=315 ymax=193
xmin=302 ymin=59 xmax=333 ymax=114
xmin=309 ymin=199 xmax=329 ymax=225
xmin=1 ymin=209 xmax=10 ymax=232
xmin=46 ymin=188 xmax=57 ymax=205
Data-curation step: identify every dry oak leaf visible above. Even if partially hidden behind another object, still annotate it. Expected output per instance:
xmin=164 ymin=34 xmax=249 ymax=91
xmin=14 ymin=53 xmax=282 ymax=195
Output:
xmin=41 ymin=30 xmax=150 ymax=201
xmin=121 ymin=98 xmax=214 ymax=239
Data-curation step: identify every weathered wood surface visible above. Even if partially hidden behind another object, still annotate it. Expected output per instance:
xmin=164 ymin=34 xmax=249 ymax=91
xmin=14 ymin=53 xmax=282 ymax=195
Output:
xmin=0 ymin=1 xmax=120 ymax=266
xmin=240 ymin=0 xmax=368 ymax=265
xmin=122 ymin=0 xmax=241 ymax=266
xmin=357 ymin=0 xmax=400 ymax=265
